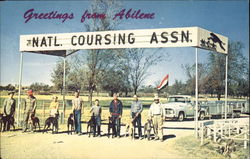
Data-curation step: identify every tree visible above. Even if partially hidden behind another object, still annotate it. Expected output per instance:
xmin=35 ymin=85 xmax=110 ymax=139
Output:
xmin=239 ymin=66 xmax=249 ymax=98
xmin=67 ymin=68 xmax=86 ymax=91
xmin=101 ymin=69 xmax=127 ymax=96
xmin=29 ymin=82 xmax=50 ymax=92
xmin=51 ymin=59 xmax=70 ymax=94
xmin=227 ymin=41 xmax=248 ymax=98
xmin=169 ymin=80 xmax=186 ymax=95
xmin=139 ymin=85 xmax=155 ymax=94
xmin=126 ymin=48 xmax=167 ymax=95
xmin=5 ymin=84 xmax=15 ymax=91
xmin=205 ymin=41 xmax=248 ymax=99
xmin=0 ymin=84 xmax=15 ymax=91
xmin=71 ymin=0 xmax=122 ymax=105
xmin=182 ymin=63 xmax=208 ymax=95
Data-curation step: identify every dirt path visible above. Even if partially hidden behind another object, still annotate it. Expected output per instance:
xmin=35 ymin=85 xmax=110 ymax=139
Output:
xmin=1 ymin=121 xmax=194 ymax=159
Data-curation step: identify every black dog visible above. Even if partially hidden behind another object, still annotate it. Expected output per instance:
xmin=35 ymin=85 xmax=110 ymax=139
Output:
xmin=67 ymin=113 xmax=74 ymax=135
xmin=0 ymin=113 xmax=15 ymax=132
xmin=30 ymin=114 xmax=40 ymax=131
xmin=144 ymin=119 xmax=153 ymax=141
xmin=43 ymin=114 xmax=59 ymax=134
xmin=107 ymin=117 xmax=116 ymax=138
xmin=8 ymin=116 xmax=15 ymax=131
xmin=87 ymin=115 xmax=96 ymax=137
xmin=0 ymin=113 xmax=7 ymax=132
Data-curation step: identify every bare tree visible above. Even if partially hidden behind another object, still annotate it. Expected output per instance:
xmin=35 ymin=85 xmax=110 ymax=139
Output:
xmin=71 ymin=0 xmax=122 ymax=105
xmin=182 ymin=63 xmax=208 ymax=95
xmin=127 ymin=48 xmax=167 ymax=95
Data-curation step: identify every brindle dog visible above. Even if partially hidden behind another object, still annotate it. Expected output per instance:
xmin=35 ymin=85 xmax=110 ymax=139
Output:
xmin=144 ymin=119 xmax=154 ymax=141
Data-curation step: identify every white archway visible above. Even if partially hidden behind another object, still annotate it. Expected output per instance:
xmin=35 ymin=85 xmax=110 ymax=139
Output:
xmin=18 ymin=26 xmax=229 ymax=138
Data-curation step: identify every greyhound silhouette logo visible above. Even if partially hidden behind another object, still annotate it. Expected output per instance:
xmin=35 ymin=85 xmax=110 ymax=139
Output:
xmin=200 ymin=32 xmax=225 ymax=51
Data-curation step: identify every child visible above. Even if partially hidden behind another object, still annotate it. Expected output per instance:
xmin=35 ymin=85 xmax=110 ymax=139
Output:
xmin=50 ymin=96 xmax=59 ymax=117
xmin=90 ymin=99 xmax=102 ymax=137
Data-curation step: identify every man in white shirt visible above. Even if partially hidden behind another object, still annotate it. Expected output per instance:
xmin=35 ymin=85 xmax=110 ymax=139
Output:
xmin=148 ymin=95 xmax=165 ymax=142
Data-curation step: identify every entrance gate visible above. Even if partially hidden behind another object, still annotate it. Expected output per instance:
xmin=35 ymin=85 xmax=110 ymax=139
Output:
xmin=19 ymin=26 xmax=229 ymax=138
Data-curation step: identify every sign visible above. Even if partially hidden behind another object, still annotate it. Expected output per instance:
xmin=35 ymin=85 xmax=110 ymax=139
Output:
xmin=20 ymin=27 xmax=228 ymax=55
xmin=197 ymin=27 xmax=228 ymax=54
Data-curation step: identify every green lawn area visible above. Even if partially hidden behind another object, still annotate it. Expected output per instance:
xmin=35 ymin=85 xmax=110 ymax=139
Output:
xmin=0 ymin=96 xmax=152 ymax=124
xmin=0 ymin=97 xmax=154 ymax=110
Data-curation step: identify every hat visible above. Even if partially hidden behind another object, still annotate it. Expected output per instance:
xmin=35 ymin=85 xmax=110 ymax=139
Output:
xmin=8 ymin=91 xmax=15 ymax=95
xmin=53 ymin=96 xmax=58 ymax=99
xmin=154 ymin=95 xmax=159 ymax=100
xmin=27 ymin=90 xmax=33 ymax=96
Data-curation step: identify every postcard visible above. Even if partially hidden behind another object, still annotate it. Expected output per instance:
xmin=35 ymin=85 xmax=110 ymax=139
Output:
xmin=0 ymin=1 xmax=249 ymax=159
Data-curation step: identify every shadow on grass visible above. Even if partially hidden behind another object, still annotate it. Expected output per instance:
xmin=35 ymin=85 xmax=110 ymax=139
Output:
xmin=163 ymin=134 xmax=176 ymax=141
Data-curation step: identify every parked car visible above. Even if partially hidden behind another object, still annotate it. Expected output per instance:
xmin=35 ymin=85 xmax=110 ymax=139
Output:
xmin=162 ymin=95 xmax=208 ymax=121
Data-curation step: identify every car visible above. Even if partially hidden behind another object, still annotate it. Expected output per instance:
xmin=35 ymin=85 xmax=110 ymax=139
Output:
xmin=162 ymin=95 xmax=208 ymax=121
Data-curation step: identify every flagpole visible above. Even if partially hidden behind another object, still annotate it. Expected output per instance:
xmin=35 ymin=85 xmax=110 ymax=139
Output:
xmin=17 ymin=52 xmax=23 ymax=127
xmin=225 ymin=55 xmax=228 ymax=119
xmin=195 ymin=48 xmax=198 ymax=139
xmin=62 ymin=56 xmax=66 ymax=121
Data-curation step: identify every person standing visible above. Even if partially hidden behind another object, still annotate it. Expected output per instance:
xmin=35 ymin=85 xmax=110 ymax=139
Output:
xmin=130 ymin=95 xmax=143 ymax=139
xmin=3 ymin=91 xmax=16 ymax=131
xmin=72 ymin=91 xmax=83 ymax=135
xmin=109 ymin=93 xmax=123 ymax=138
xmin=148 ymin=95 xmax=165 ymax=142
xmin=22 ymin=90 xmax=37 ymax=132
xmin=90 ymin=99 xmax=102 ymax=137
xmin=50 ymin=96 xmax=59 ymax=117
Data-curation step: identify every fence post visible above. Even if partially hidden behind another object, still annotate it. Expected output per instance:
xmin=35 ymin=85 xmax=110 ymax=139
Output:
xmin=220 ymin=123 xmax=223 ymax=137
xmin=237 ymin=123 xmax=240 ymax=134
xmin=244 ymin=125 xmax=247 ymax=149
xmin=201 ymin=122 xmax=204 ymax=145
xmin=208 ymin=126 xmax=211 ymax=137
xmin=60 ymin=112 xmax=64 ymax=124
xmin=43 ymin=101 xmax=45 ymax=123
xmin=19 ymin=98 xmax=23 ymax=128
xmin=214 ymin=123 xmax=217 ymax=142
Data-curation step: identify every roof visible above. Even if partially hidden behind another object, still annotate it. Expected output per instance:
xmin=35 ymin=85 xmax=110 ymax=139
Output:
xmin=23 ymin=49 xmax=79 ymax=57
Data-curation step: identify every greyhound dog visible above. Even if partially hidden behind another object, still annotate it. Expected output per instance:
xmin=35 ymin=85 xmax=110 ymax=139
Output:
xmin=67 ymin=113 xmax=74 ymax=135
xmin=0 ymin=113 xmax=15 ymax=132
xmin=107 ymin=116 xmax=116 ymax=138
xmin=144 ymin=119 xmax=154 ymax=141
xmin=87 ymin=115 xmax=96 ymax=137
xmin=29 ymin=113 xmax=40 ymax=131
xmin=43 ymin=114 xmax=59 ymax=134
xmin=125 ymin=117 xmax=136 ymax=140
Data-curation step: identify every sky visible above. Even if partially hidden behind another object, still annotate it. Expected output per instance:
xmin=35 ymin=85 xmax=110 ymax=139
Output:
xmin=0 ymin=0 xmax=249 ymax=87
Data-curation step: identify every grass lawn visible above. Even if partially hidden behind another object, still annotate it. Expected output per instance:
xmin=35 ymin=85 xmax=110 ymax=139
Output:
xmin=0 ymin=95 xmax=154 ymax=125
xmin=174 ymin=135 xmax=249 ymax=159
xmin=0 ymin=93 xmax=248 ymax=126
